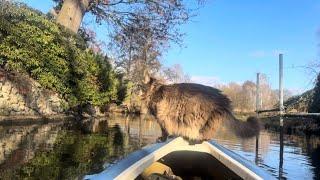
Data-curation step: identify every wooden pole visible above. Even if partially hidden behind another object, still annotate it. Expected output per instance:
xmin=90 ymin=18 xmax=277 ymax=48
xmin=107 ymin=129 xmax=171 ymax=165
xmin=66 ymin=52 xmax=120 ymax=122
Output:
xmin=255 ymin=73 xmax=260 ymax=164
xmin=256 ymin=73 xmax=261 ymax=113
xmin=139 ymin=117 xmax=142 ymax=148
xmin=279 ymin=54 xmax=284 ymax=127
xmin=279 ymin=54 xmax=284 ymax=178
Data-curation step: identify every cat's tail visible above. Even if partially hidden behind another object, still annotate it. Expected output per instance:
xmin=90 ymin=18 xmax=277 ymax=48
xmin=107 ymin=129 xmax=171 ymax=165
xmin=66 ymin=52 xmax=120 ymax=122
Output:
xmin=226 ymin=115 xmax=261 ymax=138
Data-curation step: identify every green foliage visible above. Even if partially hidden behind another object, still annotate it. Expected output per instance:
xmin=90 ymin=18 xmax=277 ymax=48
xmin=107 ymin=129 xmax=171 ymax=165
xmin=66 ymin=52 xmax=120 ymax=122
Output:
xmin=0 ymin=2 xmax=122 ymax=108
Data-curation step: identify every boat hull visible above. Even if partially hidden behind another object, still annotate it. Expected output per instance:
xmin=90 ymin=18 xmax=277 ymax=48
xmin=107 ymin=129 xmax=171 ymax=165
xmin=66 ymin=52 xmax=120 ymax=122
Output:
xmin=84 ymin=137 xmax=275 ymax=180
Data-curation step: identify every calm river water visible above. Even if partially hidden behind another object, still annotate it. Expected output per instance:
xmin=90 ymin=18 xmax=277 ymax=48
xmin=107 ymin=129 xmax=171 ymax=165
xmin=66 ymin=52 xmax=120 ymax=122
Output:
xmin=0 ymin=114 xmax=319 ymax=179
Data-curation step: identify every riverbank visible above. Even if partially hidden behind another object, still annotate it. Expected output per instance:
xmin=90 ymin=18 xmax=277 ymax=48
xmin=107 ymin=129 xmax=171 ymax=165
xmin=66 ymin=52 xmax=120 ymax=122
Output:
xmin=2 ymin=109 xmax=319 ymax=136
xmin=261 ymin=116 xmax=320 ymax=135
xmin=234 ymin=111 xmax=320 ymax=135
xmin=0 ymin=108 xmax=136 ymax=126
xmin=0 ymin=114 xmax=74 ymax=126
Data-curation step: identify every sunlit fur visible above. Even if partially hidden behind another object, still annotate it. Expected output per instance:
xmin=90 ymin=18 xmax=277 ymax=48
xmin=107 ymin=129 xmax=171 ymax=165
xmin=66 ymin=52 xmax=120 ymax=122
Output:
xmin=146 ymin=79 xmax=260 ymax=141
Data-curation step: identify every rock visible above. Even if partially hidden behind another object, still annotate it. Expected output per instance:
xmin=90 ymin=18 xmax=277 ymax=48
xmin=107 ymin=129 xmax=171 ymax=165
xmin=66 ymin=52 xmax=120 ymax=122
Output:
xmin=0 ymin=109 xmax=10 ymax=116
xmin=9 ymin=95 xmax=19 ymax=104
xmin=2 ymin=83 xmax=11 ymax=94
xmin=0 ymin=71 xmax=65 ymax=116
xmin=10 ymin=87 xmax=18 ymax=95
xmin=1 ymin=91 xmax=9 ymax=99
xmin=94 ymin=106 xmax=104 ymax=116
xmin=11 ymin=104 xmax=20 ymax=112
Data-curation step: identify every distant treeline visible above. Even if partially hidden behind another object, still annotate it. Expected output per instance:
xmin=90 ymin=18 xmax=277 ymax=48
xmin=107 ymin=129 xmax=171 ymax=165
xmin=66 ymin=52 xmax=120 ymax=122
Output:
xmin=218 ymin=74 xmax=292 ymax=113
xmin=222 ymin=72 xmax=320 ymax=114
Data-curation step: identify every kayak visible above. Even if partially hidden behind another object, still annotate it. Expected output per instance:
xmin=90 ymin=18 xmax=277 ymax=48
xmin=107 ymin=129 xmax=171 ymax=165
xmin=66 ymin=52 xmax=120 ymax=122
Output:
xmin=84 ymin=137 xmax=275 ymax=180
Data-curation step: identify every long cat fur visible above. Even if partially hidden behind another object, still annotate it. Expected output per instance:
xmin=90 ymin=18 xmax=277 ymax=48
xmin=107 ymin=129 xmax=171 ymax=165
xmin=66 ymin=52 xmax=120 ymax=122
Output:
xmin=145 ymin=79 xmax=260 ymax=141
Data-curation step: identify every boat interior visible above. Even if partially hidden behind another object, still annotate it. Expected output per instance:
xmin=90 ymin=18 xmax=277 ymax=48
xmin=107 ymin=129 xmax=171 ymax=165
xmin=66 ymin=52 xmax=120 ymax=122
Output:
xmin=136 ymin=150 xmax=241 ymax=180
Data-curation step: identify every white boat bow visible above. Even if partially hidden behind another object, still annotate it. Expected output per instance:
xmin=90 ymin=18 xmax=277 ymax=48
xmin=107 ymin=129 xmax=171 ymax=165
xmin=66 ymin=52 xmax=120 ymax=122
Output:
xmin=84 ymin=137 xmax=275 ymax=180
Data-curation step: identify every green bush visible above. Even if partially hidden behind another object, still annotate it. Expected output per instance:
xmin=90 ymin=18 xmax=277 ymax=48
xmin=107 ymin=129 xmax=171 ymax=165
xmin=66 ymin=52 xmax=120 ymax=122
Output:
xmin=0 ymin=2 xmax=121 ymax=108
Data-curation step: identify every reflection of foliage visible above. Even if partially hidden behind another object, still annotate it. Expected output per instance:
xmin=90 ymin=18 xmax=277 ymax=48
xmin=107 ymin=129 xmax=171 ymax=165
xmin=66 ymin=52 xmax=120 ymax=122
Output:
xmin=111 ymin=125 xmax=124 ymax=156
xmin=0 ymin=125 xmax=136 ymax=180
xmin=112 ymin=125 xmax=124 ymax=146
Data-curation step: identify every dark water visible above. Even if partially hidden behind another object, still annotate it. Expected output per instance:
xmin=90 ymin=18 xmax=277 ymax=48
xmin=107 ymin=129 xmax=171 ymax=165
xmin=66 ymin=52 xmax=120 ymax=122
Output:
xmin=0 ymin=114 xmax=319 ymax=180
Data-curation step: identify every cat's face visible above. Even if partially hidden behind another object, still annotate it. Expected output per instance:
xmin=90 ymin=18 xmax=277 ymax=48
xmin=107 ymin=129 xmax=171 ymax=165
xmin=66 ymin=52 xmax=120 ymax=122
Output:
xmin=141 ymin=77 xmax=162 ymax=103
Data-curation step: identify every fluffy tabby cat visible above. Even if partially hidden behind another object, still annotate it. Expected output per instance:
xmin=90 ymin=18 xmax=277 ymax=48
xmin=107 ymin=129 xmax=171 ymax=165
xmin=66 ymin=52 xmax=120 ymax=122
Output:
xmin=144 ymin=78 xmax=260 ymax=141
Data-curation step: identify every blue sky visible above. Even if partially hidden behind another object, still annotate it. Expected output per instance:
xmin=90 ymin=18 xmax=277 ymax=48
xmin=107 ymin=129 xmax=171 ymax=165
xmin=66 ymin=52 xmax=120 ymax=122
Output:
xmin=22 ymin=0 xmax=320 ymax=94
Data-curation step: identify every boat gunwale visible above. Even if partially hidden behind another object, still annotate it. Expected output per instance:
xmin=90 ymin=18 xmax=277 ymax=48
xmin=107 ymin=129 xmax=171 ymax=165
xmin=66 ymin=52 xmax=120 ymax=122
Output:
xmin=84 ymin=137 xmax=275 ymax=180
xmin=84 ymin=138 xmax=177 ymax=180
xmin=206 ymin=141 xmax=275 ymax=180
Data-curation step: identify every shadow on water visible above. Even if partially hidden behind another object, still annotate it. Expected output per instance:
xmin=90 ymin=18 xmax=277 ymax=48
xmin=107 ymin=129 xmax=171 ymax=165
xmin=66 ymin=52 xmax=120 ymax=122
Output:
xmin=306 ymin=135 xmax=320 ymax=180
xmin=255 ymin=134 xmax=260 ymax=165
xmin=0 ymin=114 xmax=319 ymax=179
xmin=279 ymin=127 xmax=284 ymax=180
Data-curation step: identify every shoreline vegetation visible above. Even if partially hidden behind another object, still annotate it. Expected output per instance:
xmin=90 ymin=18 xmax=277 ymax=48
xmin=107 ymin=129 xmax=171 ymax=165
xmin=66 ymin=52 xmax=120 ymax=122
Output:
xmin=235 ymin=112 xmax=320 ymax=135
xmin=0 ymin=2 xmax=132 ymax=117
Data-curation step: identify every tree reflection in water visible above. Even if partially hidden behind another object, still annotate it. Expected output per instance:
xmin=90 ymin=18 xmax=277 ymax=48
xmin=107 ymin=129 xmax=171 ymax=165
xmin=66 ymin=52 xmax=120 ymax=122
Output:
xmin=0 ymin=115 xmax=161 ymax=179
xmin=0 ymin=114 xmax=319 ymax=179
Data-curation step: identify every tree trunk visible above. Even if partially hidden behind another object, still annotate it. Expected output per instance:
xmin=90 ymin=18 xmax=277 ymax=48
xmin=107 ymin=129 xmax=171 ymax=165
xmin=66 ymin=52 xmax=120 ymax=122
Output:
xmin=56 ymin=0 xmax=89 ymax=33
xmin=142 ymin=46 xmax=150 ymax=84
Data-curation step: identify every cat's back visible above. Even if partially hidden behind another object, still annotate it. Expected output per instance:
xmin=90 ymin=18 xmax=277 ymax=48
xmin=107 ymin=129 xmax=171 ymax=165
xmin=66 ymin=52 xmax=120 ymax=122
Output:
xmin=152 ymin=83 xmax=231 ymax=108
xmin=149 ymin=83 xmax=232 ymax=116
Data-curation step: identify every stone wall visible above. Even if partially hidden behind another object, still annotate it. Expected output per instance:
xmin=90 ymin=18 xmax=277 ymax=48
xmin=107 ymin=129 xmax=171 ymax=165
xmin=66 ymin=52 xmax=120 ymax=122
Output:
xmin=0 ymin=69 xmax=65 ymax=116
